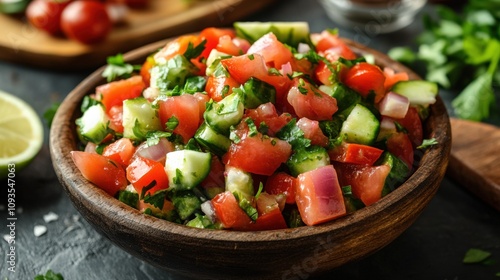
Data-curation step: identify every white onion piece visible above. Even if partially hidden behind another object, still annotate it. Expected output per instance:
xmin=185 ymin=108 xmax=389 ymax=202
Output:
xmin=378 ymin=91 xmax=409 ymax=119
xmin=377 ymin=116 xmax=397 ymax=141
xmin=201 ymin=201 xmax=217 ymax=223
xmin=134 ymin=138 xmax=174 ymax=164
xmin=84 ymin=142 xmax=97 ymax=154
xmin=297 ymin=42 xmax=311 ymax=53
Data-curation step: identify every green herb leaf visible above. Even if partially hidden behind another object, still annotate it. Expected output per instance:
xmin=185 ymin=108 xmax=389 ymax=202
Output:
xmin=341 ymin=185 xmax=352 ymax=195
xmin=34 ymin=269 xmax=64 ymax=280
xmin=140 ymin=180 xmax=158 ymax=199
xmin=43 ymin=102 xmax=60 ymax=128
xmin=452 ymin=72 xmax=495 ymax=121
xmin=165 ymin=116 xmax=179 ymax=131
xmin=183 ymin=39 xmax=206 ymax=60
xmin=417 ymin=138 xmax=439 ymax=149
xmin=145 ymin=130 xmax=172 ymax=146
xmin=80 ymin=96 xmax=100 ymax=113
xmin=463 ymin=248 xmax=492 ymax=264
xmin=102 ymin=53 xmax=141 ymax=82
xmin=276 ymin=119 xmax=311 ymax=150
xmin=255 ymin=182 xmax=264 ymax=200
xmin=245 ymin=118 xmax=258 ymax=137
xmin=143 ymin=189 xmax=167 ymax=210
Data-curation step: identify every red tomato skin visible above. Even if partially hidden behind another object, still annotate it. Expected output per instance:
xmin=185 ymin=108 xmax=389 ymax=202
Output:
xmin=71 ymin=151 xmax=127 ymax=196
xmin=295 ymin=165 xmax=346 ymax=226
xmin=212 ymin=191 xmax=252 ymax=230
xmin=158 ymin=94 xmax=201 ymax=143
xmin=386 ymin=132 xmax=414 ymax=170
xmin=223 ymin=123 xmax=292 ymax=176
xmin=265 ymin=172 xmax=296 ymax=204
xmin=343 ymin=62 xmax=387 ymax=103
xmin=383 ymin=67 xmax=409 ymax=91
xmin=335 ymin=162 xmax=391 ymax=206
xmin=313 ymin=30 xmax=357 ymax=61
xmin=205 ymin=75 xmax=240 ymax=102
xmin=26 ymin=0 xmax=71 ymax=35
xmin=200 ymin=156 xmax=225 ymax=190
xmin=328 ymin=142 xmax=384 ymax=166
xmin=296 ymin=117 xmax=329 ymax=147
xmin=126 ymin=156 xmax=169 ymax=196
xmin=394 ymin=106 xmax=423 ymax=147
xmin=96 ymin=75 xmax=145 ymax=112
xmin=108 ymin=105 xmax=124 ymax=133
xmin=154 ymin=35 xmax=200 ymax=61
xmin=216 ymin=35 xmax=248 ymax=56
xmin=245 ymin=208 xmax=288 ymax=231
xmin=140 ymin=58 xmax=154 ymax=87
xmin=287 ymin=78 xmax=338 ymax=121
xmin=102 ymin=137 xmax=135 ymax=167
xmin=244 ymin=102 xmax=292 ymax=136
xmin=247 ymin=32 xmax=295 ymax=69
xmin=199 ymin=27 xmax=236 ymax=59
xmin=61 ymin=1 xmax=112 ymax=44
xmin=220 ymin=53 xmax=291 ymax=102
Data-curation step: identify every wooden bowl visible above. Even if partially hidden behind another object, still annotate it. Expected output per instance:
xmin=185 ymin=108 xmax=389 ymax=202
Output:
xmin=50 ymin=36 xmax=451 ymax=279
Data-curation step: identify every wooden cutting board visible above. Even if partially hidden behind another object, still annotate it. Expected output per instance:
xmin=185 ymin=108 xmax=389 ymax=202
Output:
xmin=448 ymin=118 xmax=500 ymax=211
xmin=0 ymin=0 xmax=277 ymax=70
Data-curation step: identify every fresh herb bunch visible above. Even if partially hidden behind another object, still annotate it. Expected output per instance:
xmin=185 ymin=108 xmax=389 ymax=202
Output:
xmin=388 ymin=0 xmax=500 ymax=121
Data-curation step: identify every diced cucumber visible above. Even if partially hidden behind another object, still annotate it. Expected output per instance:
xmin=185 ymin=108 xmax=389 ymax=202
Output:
xmin=287 ymin=146 xmax=330 ymax=177
xmin=170 ymin=190 xmax=202 ymax=220
xmin=206 ymin=49 xmax=231 ymax=76
xmin=225 ymin=166 xmax=254 ymax=199
xmin=320 ymin=83 xmax=361 ymax=112
xmin=164 ymin=150 xmax=212 ymax=190
xmin=204 ymin=92 xmax=245 ymax=135
xmin=339 ymin=103 xmax=380 ymax=145
xmin=122 ymin=97 xmax=162 ymax=141
xmin=234 ymin=21 xmax=311 ymax=47
xmin=240 ymin=77 xmax=276 ymax=109
xmin=194 ymin=122 xmax=231 ymax=156
xmin=377 ymin=152 xmax=410 ymax=196
xmin=186 ymin=214 xmax=215 ymax=229
xmin=150 ymin=54 xmax=198 ymax=93
xmin=76 ymin=104 xmax=110 ymax=144
xmin=391 ymin=80 xmax=438 ymax=106
xmin=319 ymin=117 xmax=344 ymax=142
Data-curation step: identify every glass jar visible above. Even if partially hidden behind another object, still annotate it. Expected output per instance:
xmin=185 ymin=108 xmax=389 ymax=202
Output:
xmin=319 ymin=0 xmax=427 ymax=34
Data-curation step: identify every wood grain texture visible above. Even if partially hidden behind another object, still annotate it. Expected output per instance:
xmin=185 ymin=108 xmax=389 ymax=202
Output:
xmin=448 ymin=118 xmax=500 ymax=211
xmin=49 ymin=37 xmax=451 ymax=279
xmin=0 ymin=0 xmax=277 ymax=70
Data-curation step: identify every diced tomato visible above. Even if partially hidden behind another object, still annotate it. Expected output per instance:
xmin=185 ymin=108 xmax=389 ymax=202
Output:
xmin=313 ymin=30 xmax=357 ymax=61
xmin=295 ymin=165 xmax=346 ymax=226
xmin=193 ymin=92 xmax=210 ymax=120
xmin=328 ymin=142 xmax=384 ymax=166
xmin=287 ymin=78 xmax=338 ymax=121
xmin=244 ymin=102 xmax=292 ymax=136
xmin=140 ymin=57 xmax=154 ymax=87
xmin=216 ymin=35 xmax=248 ymax=56
xmin=265 ymin=172 xmax=296 ymax=204
xmin=314 ymin=61 xmax=334 ymax=86
xmin=96 ymin=75 xmax=145 ymax=112
xmin=343 ymin=62 xmax=386 ymax=103
xmin=212 ymin=191 xmax=252 ymax=230
xmin=205 ymin=75 xmax=240 ymax=102
xmin=200 ymin=156 xmax=226 ymax=193
xmin=223 ymin=121 xmax=292 ymax=176
xmin=383 ymin=67 xmax=409 ymax=91
xmin=335 ymin=162 xmax=391 ymax=206
xmin=246 ymin=208 xmax=288 ymax=231
xmin=247 ymin=32 xmax=295 ymax=69
xmin=158 ymin=94 xmax=201 ymax=143
xmin=107 ymin=105 xmax=124 ymax=133
xmin=220 ymin=53 xmax=291 ymax=102
xmin=102 ymin=137 xmax=136 ymax=167
xmin=394 ymin=106 xmax=423 ymax=147
xmin=296 ymin=117 xmax=329 ymax=147
xmin=71 ymin=151 xmax=127 ymax=196
xmin=154 ymin=34 xmax=201 ymax=62
xmin=199 ymin=27 xmax=236 ymax=59
xmin=126 ymin=156 xmax=169 ymax=196
xmin=386 ymin=132 xmax=414 ymax=170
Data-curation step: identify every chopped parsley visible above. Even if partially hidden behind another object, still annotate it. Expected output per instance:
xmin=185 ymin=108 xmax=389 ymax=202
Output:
xmin=102 ymin=53 xmax=141 ymax=82
xmin=417 ymin=138 xmax=438 ymax=149
xmin=463 ymin=248 xmax=492 ymax=264
xmin=276 ymin=119 xmax=311 ymax=150
xmin=34 ymin=270 xmax=64 ymax=280
xmin=165 ymin=116 xmax=179 ymax=131
xmin=183 ymin=39 xmax=207 ymax=60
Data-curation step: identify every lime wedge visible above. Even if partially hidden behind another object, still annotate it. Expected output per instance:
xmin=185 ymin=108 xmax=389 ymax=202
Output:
xmin=0 ymin=90 xmax=44 ymax=178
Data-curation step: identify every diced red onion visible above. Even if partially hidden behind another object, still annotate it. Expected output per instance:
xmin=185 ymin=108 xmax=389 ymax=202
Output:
xmin=134 ymin=138 xmax=174 ymax=164
xmin=378 ymin=91 xmax=410 ymax=119
xmin=280 ymin=62 xmax=293 ymax=76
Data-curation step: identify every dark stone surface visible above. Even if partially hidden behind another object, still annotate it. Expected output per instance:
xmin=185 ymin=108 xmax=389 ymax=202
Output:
xmin=1 ymin=1 xmax=499 ymax=279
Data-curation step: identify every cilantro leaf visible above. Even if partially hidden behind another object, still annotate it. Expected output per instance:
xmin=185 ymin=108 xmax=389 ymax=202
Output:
xmin=102 ymin=53 xmax=141 ymax=82
xmin=452 ymin=71 xmax=495 ymax=121
xmin=80 ymin=96 xmax=100 ymax=113
xmin=165 ymin=116 xmax=179 ymax=131
xmin=145 ymin=130 xmax=172 ymax=146
xmin=463 ymin=248 xmax=492 ymax=264
xmin=143 ymin=189 xmax=168 ymax=210
xmin=183 ymin=39 xmax=207 ymax=60
xmin=43 ymin=102 xmax=60 ymax=128
xmin=140 ymin=180 xmax=158 ymax=199
xmin=34 ymin=269 xmax=64 ymax=280
xmin=417 ymin=138 xmax=439 ymax=149
xmin=276 ymin=119 xmax=311 ymax=150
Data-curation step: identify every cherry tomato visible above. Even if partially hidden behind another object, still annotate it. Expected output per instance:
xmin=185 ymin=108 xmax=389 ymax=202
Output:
xmin=26 ymin=0 xmax=72 ymax=35
xmin=61 ymin=1 xmax=112 ymax=44
xmin=343 ymin=62 xmax=386 ymax=103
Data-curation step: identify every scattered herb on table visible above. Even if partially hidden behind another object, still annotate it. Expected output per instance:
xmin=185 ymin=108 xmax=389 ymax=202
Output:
xmin=463 ymin=248 xmax=492 ymax=264
xmin=34 ymin=269 xmax=64 ymax=280
xmin=43 ymin=102 xmax=60 ymax=128
xmin=388 ymin=0 xmax=500 ymax=121
xmin=102 ymin=53 xmax=142 ymax=82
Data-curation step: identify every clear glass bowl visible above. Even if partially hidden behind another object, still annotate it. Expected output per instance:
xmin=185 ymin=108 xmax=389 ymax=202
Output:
xmin=319 ymin=0 xmax=427 ymax=33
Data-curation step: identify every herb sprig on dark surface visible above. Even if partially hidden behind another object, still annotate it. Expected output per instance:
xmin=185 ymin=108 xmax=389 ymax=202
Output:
xmin=388 ymin=0 xmax=500 ymax=121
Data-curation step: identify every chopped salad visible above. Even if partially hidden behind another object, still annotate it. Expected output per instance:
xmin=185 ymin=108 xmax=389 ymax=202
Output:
xmin=71 ymin=22 xmax=438 ymax=230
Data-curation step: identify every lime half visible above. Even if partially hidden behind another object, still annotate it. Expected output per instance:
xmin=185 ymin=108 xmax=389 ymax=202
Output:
xmin=0 ymin=90 xmax=44 ymax=178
